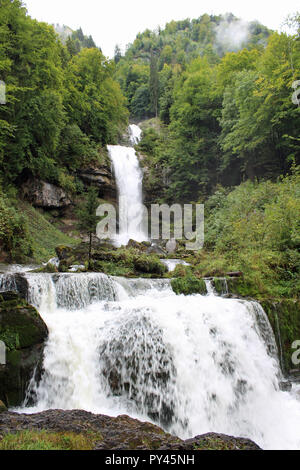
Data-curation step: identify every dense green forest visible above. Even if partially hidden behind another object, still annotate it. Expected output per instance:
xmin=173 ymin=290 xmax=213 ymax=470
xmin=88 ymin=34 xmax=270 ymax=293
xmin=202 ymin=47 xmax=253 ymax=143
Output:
xmin=0 ymin=0 xmax=128 ymax=187
xmin=0 ymin=0 xmax=128 ymax=259
xmin=115 ymin=14 xmax=300 ymax=201
xmin=0 ymin=0 xmax=299 ymax=301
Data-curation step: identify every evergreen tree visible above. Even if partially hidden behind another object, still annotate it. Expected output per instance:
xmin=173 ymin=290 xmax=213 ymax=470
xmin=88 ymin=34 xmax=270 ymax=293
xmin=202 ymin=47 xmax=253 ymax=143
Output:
xmin=76 ymin=187 xmax=100 ymax=269
xmin=114 ymin=45 xmax=122 ymax=64
xmin=149 ymin=50 xmax=159 ymax=117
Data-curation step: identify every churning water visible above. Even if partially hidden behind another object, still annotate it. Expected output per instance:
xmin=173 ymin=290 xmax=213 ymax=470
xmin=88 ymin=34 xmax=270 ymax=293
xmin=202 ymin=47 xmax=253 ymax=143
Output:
xmin=2 ymin=271 xmax=300 ymax=450
xmin=2 ymin=123 xmax=300 ymax=449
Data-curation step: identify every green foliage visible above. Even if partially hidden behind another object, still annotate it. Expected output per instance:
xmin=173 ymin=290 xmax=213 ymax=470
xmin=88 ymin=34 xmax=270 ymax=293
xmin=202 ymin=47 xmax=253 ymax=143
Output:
xmin=200 ymin=169 xmax=300 ymax=298
xmin=149 ymin=51 xmax=159 ymax=117
xmin=261 ymin=300 xmax=300 ymax=372
xmin=76 ymin=187 xmax=101 ymax=267
xmin=76 ymin=187 xmax=100 ymax=236
xmin=171 ymin=270 xmax=207 ymax=295
xmin=115 ymin=13 xmax=271 ymax=121
xmin=0 ymin=1 xmax=128 ymax=187
xmin=21 ymin=202 xmax=78 ymax=263
xmin=137 ymin=26 xmax=300 ymax=202
xmin=0 ymin=190 xmax=76 ymax=263
xmin=57 ymin=125 xmax=99 ymax=172
xmin=64 ymin=48 xmax=128 ymax=146
xmin=91 ymin=247 xmax=167 ymax=277
xmin=0 ymin=191 xmax=32 ymax=261
xmin=0 ymin=430 xmax=103 ymax=451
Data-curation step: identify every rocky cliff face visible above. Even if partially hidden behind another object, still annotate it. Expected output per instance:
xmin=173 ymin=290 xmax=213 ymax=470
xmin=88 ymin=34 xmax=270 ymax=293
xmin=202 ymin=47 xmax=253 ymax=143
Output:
xmin=0 ymin=292 xmax=48 ymax=407
xmin=78 ymin=164 xmax=116 ymax=202
xmin=21 ymin=178 xmax=72 ymax=209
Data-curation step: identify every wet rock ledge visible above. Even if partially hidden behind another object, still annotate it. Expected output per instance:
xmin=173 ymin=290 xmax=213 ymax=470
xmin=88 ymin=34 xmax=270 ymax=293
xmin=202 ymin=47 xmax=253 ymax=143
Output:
xmin=0 ymin=409 xmax=261 ymax=450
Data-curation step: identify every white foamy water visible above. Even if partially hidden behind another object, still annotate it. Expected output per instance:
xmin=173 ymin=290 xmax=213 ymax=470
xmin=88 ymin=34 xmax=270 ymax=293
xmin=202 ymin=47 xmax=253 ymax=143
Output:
xmin=107 ymin=124 xmax=147 ymax=246
xmin=0 ymin=264 xmax=40 ymax=273
xmin=6 ymin=271 xmax=300 ymax=450
xmin=128 ymin=124 xmax=142 ymax=145
xmin=161 ymin=259 xmax=190 ymax=272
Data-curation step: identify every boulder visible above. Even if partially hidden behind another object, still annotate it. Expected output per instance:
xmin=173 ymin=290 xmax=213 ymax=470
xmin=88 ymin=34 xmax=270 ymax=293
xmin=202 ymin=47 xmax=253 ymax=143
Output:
xmin=147 ymin=244 xmax=167 ymax=256
xmin=279 ymin=381 xmax=292 ymax=392
xmin=185 ymin=433 xmax=261 ymax=450
xmin=0 ymin=292 xmax=48 ymax=407
xmin=100 ymin=315 xmax=176 ymax=428
xmin=21 ymin=178 xmax=72 ymax=209
xmin=126 ymin=239 xmax=148 ymax=251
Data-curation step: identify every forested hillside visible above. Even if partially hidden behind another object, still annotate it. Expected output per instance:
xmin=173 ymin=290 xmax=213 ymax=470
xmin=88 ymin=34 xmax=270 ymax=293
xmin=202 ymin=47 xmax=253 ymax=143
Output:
xmin=115 ymin=14 xmax=300 ymax=201
xmin=114 ymin=13 xmax=300 ymax=300
xmin=0 ymin=0 xmax=128 ymax=260
xmin=0 ymin=0 xmax=299 ymax=281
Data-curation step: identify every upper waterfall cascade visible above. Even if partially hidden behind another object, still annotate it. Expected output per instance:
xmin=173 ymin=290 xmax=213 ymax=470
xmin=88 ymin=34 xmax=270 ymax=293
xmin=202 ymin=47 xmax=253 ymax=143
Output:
xmin=107 ymin=124 xmax=147 ymax=246
xmin=1 ymin=270 xmax=300 ymax=450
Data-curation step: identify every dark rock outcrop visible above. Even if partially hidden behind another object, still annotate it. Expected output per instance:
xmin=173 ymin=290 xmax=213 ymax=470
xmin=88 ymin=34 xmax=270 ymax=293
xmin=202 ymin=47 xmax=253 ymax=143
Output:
xmin=185 ymin=433 xmax=261 ymax=450
xmin=78 ymin=165 xmax=116 ymax=201
xmin=0 ymin=292 xmax=48 ymax=407
xmin=0 ymin=274 xmax=29 ymax=300
xmin=100 ymin=315 xmax=176 ymax=429
xmin=0 ymin=400 xmax=7 ymax=413
xmin=0 ymin=409 xmax=261 ymax=450
xmin=21 ymin=178 xmax=72 ymax=209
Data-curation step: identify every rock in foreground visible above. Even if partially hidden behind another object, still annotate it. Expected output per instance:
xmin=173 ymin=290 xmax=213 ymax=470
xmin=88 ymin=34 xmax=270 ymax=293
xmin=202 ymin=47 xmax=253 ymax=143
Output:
xmin=0 ymin=292 xmax=48 ymax=407
xmin=0 ymin=409 xmax=261 ymax=450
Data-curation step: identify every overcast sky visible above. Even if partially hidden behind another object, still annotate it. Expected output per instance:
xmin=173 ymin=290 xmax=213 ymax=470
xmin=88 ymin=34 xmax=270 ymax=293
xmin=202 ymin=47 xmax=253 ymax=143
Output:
xmin=23 ymin=0 xmax=299 ymax=57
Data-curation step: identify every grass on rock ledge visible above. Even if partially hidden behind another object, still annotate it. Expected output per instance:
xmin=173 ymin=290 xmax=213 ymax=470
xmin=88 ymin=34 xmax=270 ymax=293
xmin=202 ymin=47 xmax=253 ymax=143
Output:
xmin=21 ymin=202 xmax=79 ymax=264
xmin=0 ymin=430 xmax=103 ymax=450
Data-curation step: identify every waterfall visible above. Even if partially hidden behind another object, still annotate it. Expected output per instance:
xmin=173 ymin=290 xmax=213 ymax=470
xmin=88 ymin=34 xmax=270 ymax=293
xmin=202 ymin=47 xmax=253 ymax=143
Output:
xmin=204 ymin=279 xmax=216 ymax=296
xmin=161 ymin=259 xmax=190 ymax=272
xmin=5 ymin=271 xmax=300 ymax=450
xmin=128 ymin=124 xmax=142 ymax=145
xmin=107 ymin=125 xmax=147 ymax=246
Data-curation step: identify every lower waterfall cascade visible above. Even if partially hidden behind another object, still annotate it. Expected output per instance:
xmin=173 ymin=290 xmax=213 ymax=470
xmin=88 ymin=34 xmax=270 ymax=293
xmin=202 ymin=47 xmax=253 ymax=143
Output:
xmin=1 ymin=271 xmax=300 ymax=450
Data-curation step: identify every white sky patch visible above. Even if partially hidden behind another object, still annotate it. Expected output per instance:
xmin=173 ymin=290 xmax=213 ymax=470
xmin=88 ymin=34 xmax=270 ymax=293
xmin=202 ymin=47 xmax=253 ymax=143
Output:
xmin=23 ymin=0 xmax=300 ymax=57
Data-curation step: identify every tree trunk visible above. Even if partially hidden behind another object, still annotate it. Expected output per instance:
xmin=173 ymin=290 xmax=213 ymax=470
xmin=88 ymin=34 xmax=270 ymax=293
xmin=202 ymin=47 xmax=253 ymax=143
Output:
xmin=88 ymin=232 xmax=92 ymax=270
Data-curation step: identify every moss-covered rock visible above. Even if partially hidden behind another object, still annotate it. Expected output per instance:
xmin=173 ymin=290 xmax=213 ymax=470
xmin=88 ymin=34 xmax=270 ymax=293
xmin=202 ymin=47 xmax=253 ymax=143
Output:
xmin=261 ymin=300 xmax=300 ymax=374
xmin=225 ymin=277 xmax=262 ymax=298
xmin=0 ymin=409 xmax=261 ymax=450
xmin=55 ymin=242 xmax=168 ymax=278
xmin=213 ymin=278 xmax=228 ymax=296
xmin=186 ymin=433 xmax=261 ymax=450
xmin=0 ymin=292 xmax=48 ymax=407
xmin=55 ymin=245 xmax=74 ymax=261
xmin=91 ymin=247 xmax=167 ymax=277
xmin=133 ymin=253 xmax=167 ymax=276
xmin=171 ymin=272 xmax=207 ymax=296
xmin=0 ymin=293 xmax=48 ymax=349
